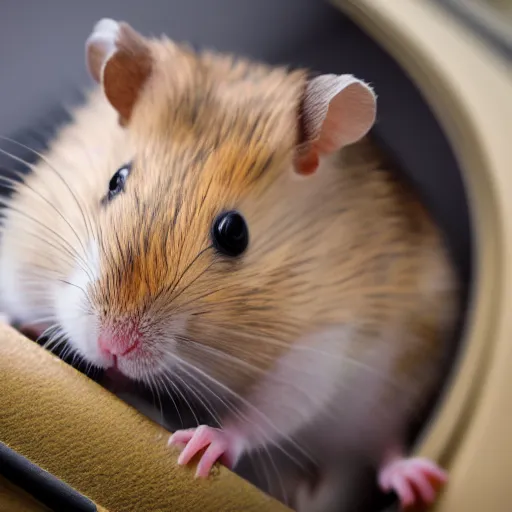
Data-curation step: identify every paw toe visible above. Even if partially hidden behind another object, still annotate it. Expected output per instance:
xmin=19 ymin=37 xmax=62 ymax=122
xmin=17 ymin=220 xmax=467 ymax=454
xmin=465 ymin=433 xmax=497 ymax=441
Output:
xmin=390 ymin=473 xmax=415 ymax=509
xmin=405 ymin=468 xmax=436 ymax=505
xmin=378 ymin=456 xmax=447 ymax=510
xmin=168 ymin=429 xmax=195 ymax=447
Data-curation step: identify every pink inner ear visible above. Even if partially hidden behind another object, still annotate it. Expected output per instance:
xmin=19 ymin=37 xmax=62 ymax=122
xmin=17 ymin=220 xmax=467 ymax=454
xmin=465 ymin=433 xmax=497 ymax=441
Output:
xmin=302 ymin=75 xmax=376 ymax=158
xmin=315 ymin=84 xmax=376 ymax=154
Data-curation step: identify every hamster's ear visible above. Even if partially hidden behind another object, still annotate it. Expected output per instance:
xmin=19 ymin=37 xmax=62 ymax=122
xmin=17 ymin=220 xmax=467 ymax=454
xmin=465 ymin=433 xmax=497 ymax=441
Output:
xmin=295 ymin=74 xmax=376 ymax=175
xmin=86 ymin=19 xmax=152 ymax=125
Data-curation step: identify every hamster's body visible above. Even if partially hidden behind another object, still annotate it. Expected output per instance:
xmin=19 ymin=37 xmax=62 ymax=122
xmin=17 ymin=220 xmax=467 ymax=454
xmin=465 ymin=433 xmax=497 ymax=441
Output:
xmin=0 ymin=19 xmax=458 ymax=512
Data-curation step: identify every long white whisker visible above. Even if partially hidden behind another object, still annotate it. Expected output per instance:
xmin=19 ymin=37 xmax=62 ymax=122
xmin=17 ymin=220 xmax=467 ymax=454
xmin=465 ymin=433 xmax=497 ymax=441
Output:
xmin=160 ymin=372 xmax=200 ymax=427
xmin=0 ymin=199 xmax=94 ymax=279
xmin=149 ymin=373 xmax=165 ymax=427
xmin=155 ymin=373 xmax=184 ymax=429
xmin=166 ymin=366 xmax=222 ymax=428
xmin=261 ymin=444 xmax=288 ymax=506
xmin=0 ymin=151 xmax=88 ymax=258
xmin=0 ymin=136 xmax=97 ymax=244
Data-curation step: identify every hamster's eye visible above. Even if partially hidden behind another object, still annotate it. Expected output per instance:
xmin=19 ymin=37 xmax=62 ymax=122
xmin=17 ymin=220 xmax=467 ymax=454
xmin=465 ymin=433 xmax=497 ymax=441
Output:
xmin=107 ymin=164 xmax=131 ymax=201
xmin=212 ymin=210 xmax=249 ymax=257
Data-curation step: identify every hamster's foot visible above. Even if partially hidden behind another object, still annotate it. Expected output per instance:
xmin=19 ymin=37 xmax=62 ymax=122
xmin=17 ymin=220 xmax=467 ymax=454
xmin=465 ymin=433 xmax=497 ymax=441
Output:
xmin=168 ymin=425 xmax=237 ymax=478
xmin=378 ymin=455 xmax=447 ymax=510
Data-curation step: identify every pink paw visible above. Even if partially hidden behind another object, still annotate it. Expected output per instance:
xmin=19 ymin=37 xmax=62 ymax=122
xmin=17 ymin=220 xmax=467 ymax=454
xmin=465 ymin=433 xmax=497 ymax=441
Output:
xmin=378 ymin=456 xmax=447 ymax=510
xmin=168 ymin=425 xmax=236 ymax=478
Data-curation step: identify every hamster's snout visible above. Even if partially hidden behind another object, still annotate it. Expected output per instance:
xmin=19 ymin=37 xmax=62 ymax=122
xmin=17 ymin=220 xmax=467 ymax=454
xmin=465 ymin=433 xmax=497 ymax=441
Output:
xmin=98 ymin=321 xmax=142 ymax=360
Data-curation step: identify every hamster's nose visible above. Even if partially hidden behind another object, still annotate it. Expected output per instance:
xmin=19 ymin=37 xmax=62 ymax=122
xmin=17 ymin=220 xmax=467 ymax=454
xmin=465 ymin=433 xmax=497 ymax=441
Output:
xmin=98 ymin=329 xmax=141 ymax=357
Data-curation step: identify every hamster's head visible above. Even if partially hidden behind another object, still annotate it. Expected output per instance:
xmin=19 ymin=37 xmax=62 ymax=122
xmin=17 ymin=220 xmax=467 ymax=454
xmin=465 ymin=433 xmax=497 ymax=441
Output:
xmin=57 ymin=19 xmax=376 ymax=388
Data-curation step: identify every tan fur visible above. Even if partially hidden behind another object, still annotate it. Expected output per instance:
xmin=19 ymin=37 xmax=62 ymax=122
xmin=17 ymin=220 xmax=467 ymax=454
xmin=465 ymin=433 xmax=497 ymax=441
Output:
xmin=0 ymin=28 xmax=458 ymax=511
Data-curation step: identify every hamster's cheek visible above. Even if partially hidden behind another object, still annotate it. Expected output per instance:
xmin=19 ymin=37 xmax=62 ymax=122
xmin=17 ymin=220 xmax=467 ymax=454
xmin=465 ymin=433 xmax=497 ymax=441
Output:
xmin=55 ymin=292 xmax=106 ymax=367
xmin=53 ymin=253 xmax=107 ymax=368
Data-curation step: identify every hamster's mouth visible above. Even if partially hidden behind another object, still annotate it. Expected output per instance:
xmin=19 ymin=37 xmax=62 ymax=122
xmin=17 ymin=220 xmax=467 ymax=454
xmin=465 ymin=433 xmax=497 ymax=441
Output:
xmin=104 ymin=355 xmax=123 ymax=378
xmin=107 ymin=354 xmax=136 ymax=375
xmin=103 ymin=351 xmax=158 ymax=382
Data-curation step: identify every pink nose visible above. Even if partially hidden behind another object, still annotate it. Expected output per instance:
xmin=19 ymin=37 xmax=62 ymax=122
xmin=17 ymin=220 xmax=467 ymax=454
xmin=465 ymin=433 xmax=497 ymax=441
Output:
xmin=98 ymin=329 xmax=141 ymax=357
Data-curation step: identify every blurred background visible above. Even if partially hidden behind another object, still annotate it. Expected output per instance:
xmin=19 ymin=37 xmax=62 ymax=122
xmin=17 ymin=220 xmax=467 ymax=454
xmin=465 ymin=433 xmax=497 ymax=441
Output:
xmin=0 ymin=0 xmax=509 ymax=137
xmin=0 ymin=0 xmax=337 ymax=136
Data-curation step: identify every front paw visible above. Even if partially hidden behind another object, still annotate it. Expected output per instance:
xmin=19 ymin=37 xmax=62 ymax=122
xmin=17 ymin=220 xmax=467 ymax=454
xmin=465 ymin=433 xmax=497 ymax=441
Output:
xmin=168 ymin=425 xmax=239 ymax=478
xmin=378 ymin=456 xmax=448 ymax=510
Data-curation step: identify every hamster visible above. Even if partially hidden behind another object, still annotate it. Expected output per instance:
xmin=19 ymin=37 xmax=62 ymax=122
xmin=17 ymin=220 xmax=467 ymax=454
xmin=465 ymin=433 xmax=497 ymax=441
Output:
xmin=0 ymin=18 xmax=459 ymax=512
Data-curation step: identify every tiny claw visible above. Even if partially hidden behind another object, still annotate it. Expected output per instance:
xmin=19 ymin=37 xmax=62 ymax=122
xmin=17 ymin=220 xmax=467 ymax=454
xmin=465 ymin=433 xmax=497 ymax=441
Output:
xmin=378 ymin=456 xmax=447 ymax=510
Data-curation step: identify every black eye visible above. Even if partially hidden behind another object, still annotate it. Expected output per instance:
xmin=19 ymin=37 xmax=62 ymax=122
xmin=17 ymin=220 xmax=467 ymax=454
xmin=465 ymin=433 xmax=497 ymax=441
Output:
xmin=107 ymin=164 xmax=131 ymax=201
xmin=212 ymin=210 xmax=249 ymax=257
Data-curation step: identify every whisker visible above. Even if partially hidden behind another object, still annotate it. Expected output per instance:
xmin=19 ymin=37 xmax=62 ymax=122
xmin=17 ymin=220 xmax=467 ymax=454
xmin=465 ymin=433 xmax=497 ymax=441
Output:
xmin=166 ymin=366 xmax=222 ymax=428
xmin=44 ymin=335 xmax=68 ymax=354
xmin=165 ymin=246 xmax=212 ymax=302
xmin=0 ymin=199 xmax=93 ymax=279
xmin=6 ymin=232 xmax=81 ymax=271
xmin=170 ymin=283 xmax=240 ymax=314
xmin=0 ymin=136 xmax=96 ymax=245
xmin=261 ymin=444 xmax=288 ymax=506
xmin=58 ymin=279 xmax=90 ymax=301
xmin=155 ymin=373 xmax=184 ymax=429
xmin=0 ymin=151 xmax=88 ymax=257
xmin=149 ymin=373 xmax=165 ymax=427
xmin=160 ymin=372 xmax=201 ymax=427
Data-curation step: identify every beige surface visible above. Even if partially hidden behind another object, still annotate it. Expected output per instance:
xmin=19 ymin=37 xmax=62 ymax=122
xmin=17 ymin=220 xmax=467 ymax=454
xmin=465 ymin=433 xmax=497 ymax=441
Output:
xmin=0 ymin=325 xmax=289 ymax=512
xmin=334 ymin=0 xmax=512 ymax=510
